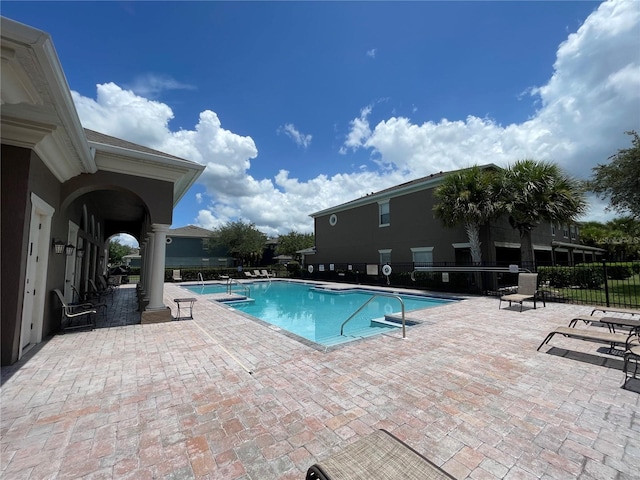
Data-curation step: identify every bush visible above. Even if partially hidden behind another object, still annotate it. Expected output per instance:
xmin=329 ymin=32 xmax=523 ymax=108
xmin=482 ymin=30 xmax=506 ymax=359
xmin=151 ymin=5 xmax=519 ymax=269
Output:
xmin=538 ymin=265 xmax=604 ymax=289
xmin=607 ymin=264 xmax=633 ymax=280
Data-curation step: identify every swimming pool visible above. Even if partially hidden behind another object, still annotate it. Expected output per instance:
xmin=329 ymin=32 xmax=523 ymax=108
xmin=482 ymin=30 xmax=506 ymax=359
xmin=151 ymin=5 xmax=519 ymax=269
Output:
xmin=183 ymin=281 xmax=455 ymax=347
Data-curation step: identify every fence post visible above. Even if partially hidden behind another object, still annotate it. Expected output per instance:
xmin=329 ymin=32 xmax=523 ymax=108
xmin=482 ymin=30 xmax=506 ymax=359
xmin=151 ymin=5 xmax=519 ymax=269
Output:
xmin=602 ymin=260 xmax=610 ymax=307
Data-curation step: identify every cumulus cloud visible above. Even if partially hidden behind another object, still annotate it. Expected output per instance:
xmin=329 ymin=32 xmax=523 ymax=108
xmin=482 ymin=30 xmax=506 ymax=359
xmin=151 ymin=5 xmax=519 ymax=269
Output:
xmin=366 ymin=48 xmax=377 ymax=59
xmin=341 ymin=0 xmax=639 ymax=182
xmin=73 ymin=0 xmax=639 ymax=235
xmin=278 ymin=123 xmax=312 ymax=149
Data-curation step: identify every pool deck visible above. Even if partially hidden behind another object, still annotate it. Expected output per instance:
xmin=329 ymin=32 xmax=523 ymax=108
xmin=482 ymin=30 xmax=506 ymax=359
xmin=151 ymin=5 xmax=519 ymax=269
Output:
xmin=1 ymin=280 xmax=639 ymax=479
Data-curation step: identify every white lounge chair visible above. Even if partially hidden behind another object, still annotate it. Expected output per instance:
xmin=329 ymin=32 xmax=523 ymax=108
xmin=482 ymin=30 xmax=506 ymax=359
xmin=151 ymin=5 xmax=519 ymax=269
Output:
xmin=172 ymin=270 xmax=182 ymax=282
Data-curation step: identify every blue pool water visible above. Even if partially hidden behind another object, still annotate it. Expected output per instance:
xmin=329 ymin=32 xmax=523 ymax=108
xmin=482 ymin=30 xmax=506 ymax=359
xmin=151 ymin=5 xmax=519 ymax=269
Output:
xmin=183 ymin=281 xmax=454 ymax=346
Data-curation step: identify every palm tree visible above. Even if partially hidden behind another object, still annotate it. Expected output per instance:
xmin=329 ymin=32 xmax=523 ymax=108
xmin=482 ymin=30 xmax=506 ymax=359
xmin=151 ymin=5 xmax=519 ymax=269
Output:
xmin=433 ymin=165 xmax=499 ymax=264
xmin=497 ymin=160 xmax=587 ymax=266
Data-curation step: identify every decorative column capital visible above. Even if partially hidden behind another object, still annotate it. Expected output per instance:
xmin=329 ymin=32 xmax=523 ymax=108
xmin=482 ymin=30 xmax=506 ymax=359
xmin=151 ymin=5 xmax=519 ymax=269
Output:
xmin=151 ymin=223 xmax=171 ymax=234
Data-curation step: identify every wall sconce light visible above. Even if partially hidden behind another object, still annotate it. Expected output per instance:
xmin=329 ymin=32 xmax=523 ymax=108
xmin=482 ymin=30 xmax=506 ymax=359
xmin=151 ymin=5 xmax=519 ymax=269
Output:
xmin=53 ymin=239 xmax=66 ymax=255
xmin=65 ymin=244 xmax=76 ymax=256
xmin=76 ymin=247 xmax=85 ymax=258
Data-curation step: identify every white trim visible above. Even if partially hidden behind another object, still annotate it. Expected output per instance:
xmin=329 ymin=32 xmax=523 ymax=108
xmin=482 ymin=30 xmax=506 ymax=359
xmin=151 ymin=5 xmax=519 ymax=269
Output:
xmin=452 ymin=243 xmax=471 ymax=249
xmin=494 ymin=241 xmax=520 ymax=249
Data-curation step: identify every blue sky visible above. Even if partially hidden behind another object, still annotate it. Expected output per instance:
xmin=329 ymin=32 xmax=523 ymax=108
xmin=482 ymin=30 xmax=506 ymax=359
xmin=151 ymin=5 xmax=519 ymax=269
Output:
xmin=3 ymin=1 xmax=639 ymax=246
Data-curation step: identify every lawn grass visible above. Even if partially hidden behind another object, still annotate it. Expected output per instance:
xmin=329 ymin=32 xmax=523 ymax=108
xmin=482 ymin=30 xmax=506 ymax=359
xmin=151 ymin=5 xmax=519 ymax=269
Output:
xmin=541 ymin=273 xmax=640 ymax=308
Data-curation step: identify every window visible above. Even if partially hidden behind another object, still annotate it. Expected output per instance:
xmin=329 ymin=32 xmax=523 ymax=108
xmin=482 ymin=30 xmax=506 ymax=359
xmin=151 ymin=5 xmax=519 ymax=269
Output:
xmin=563 ymin=224 xmax=569 ymax=238
xmin=551 ymin=223 xmax=556 ymax=236
xmin=411 ymin=247 xmax=434 ymax=266
xmin=570 ymin=225 xmax=576 ymax=240
xmin=378 ymin=201 xmax=390 ymax=227
xmin=378 ymin=249 xmax=392 ymax=264
xmin=202 ymin=238 xmax=210 ymax=251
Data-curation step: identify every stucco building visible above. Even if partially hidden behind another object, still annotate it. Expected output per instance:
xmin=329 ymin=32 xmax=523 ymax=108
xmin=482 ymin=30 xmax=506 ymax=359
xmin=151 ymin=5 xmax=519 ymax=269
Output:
xmin=1 ymin=17 xmax=204 ymax=365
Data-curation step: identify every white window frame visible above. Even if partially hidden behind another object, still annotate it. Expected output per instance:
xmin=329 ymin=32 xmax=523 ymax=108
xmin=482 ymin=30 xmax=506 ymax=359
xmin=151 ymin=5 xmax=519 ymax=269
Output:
xmin=378 ymin=200 xmax=390 ymax=227
xmin=411 ymin=247 xmax=434 ymax=266
xmin=378 ymin=249 xmax=392 ymax=264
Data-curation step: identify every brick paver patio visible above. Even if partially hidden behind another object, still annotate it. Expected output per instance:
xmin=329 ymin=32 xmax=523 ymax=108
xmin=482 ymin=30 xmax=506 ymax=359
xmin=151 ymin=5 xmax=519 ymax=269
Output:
xmin=1 ymin=281 xmax=638 ymax=479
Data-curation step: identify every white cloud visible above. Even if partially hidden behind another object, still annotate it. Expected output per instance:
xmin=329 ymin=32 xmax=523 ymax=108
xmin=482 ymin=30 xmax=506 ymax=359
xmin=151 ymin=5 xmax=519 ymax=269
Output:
xmin=125 ymin=73 xmax=196 ymax=98
xmin=342 ymin=0 xmax=639 ymax=185
xmin=278 ymin=123 xmax=312 ymax=149
xmin=73 ymin=0 xmax=640 ymax=235
xmin=366 ymin=48 xmax=377 ymax=59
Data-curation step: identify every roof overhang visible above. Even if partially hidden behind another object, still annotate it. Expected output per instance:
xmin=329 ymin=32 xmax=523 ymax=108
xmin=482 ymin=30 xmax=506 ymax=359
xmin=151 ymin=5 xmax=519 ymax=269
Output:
xmin=1 ymin=17 xmax=96 ymax=180
xmin=310 ymin=164 xmax=501 ymax=218
xmin=90 ymin=140 xmax=204 ymax=206
xmin=551 ymin=241 xmax=606 ymax=253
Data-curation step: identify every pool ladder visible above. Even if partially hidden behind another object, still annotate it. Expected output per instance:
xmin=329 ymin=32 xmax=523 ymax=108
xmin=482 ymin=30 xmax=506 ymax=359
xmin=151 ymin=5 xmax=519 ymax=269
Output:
xmin=340 ymin=294 xmax=406 ymax=338
xmin=226 ymin=278 xmax=250 ymax=297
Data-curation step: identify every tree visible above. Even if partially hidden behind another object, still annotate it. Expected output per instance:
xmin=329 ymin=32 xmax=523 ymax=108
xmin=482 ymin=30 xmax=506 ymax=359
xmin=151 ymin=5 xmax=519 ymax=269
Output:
xmin=212 ymin=221 xmax=267 ymax=266
xmin=275 ymin=231 xmax=315 ymax=259
xmin=108 ymin=239 xmax=132 ymax=264
xmin=433 ymin=165 xmax=499 ymax=264
xmin=580 ymin=217 xmax=640 ymax=261
xmin=497 ymin=160 xmax=587 ymax=266
xmin=590 ymin=131 xmax=640 ymax=220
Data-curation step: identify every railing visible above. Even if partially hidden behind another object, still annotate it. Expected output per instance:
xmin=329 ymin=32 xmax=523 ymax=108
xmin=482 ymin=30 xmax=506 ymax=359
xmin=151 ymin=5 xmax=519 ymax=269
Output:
xmin=340 ymin=293 xmax=406 ymax=338
xmin=198 ymin=272 xmax=204 ymax=286
xmin=226 ymin=278 xmax=250 ymax=297
xmin=304 ymin=261 xmax=640 ymax=309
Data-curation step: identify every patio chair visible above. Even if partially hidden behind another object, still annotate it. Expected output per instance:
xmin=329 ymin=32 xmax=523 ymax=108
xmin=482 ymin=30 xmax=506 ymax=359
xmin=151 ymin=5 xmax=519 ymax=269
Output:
xmin=244 ymin=271 xmax=256 ymax=278
xmin=70 ymin=284 xmax=108 ymax=316
xmin=260 ymin=269 xmax=273 ymax=278
xmin=499 ymin=273 xmax=544 ymax=312
xmin=88 ymin=279 xmax=113 ymax=301
xmin=306 ymin=429 xmax=455 ymax=480
xmin=53 ymin=289 xmax=96 ymax=331
xmin=172 ymin=270 xmax=182 ymax=282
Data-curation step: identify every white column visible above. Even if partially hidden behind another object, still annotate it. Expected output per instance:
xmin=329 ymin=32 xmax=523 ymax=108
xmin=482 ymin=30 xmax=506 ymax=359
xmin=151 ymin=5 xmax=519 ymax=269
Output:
xmin=143 ymin=234 xmax=154 ymax=302
xmin=146 ymin=223 xmax=169 ymax=310
xmin=139 ymin=239 xmax=149 ymax=295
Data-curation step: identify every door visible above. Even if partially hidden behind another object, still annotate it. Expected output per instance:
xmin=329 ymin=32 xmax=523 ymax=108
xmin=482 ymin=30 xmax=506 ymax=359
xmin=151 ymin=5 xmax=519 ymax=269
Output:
xmin=20 ymin=194 xmax=54 ymax=358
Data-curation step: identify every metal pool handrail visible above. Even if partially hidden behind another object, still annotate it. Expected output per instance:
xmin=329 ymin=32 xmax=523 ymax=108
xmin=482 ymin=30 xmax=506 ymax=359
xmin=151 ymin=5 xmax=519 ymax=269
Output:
xmin=226 ymin=278 xmax=250 ymax=297
xmin=340 ymin=293 xmax=406 ymax=338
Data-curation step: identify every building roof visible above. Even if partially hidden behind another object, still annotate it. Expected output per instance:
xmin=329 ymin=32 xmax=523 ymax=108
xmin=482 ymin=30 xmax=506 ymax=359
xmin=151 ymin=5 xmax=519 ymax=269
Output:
xmin=85 ymin=129 xmax=188 ymax=162
xmin=169 ymin=225 xmax=214 ymax=238
xmin=310 ymin=164 xmax=500 ymax=217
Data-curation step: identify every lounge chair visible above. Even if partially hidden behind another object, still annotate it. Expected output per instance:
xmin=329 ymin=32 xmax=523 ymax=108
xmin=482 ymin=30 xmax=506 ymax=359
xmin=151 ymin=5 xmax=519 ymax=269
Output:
xmin=499 ymin=273 xmax=544 ymax=311
xmin=537 ymin=326 xmax=638 ymax=352
xmin=244 ymin=271 xmax=256 ymax=278
xmin=53 ymin=289 xmax=96 ymax=331
xmin=306 ymin=429 xmax=455 ymax=480
xmin=260 ymin=270 xmax=273 ymax=278
xmin=253 ymin=269 xmax=265 ymax=278
xmin=172 ymin=270 xmax=182 ymax=282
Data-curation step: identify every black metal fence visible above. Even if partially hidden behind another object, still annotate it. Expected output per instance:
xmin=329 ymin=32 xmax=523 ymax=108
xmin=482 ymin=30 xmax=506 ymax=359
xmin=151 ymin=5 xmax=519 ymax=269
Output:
xmin=301 ymin=261 xmax=640 ymax=310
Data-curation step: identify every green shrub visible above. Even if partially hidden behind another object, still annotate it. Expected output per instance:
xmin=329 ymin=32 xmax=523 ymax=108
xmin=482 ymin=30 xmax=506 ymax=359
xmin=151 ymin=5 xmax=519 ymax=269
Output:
xmin=606 ymin=264 xmax=633 ymax=280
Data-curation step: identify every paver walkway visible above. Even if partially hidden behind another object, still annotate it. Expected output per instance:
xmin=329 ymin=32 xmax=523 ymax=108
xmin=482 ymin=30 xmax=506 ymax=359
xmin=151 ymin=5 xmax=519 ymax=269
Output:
xmin=1 ymin=281 xmax=639 ymax=479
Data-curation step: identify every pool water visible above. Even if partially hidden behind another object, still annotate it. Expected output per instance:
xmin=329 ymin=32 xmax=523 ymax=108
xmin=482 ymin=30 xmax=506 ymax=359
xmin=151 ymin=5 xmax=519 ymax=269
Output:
xmin=183 ymin=281 xmax=454 ymax=347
